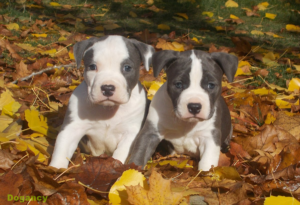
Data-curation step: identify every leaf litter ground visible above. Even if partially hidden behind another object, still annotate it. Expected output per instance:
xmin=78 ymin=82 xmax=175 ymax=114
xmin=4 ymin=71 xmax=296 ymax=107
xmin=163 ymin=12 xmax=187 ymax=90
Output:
xmin=1 ymin=0 xmax=300 ymax=204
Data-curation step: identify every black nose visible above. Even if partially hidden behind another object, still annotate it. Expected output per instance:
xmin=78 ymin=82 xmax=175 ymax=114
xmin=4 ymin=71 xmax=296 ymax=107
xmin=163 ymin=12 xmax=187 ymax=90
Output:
xmin=187 ymin=103 xmax=201 ymax=115
xmin=101 ymin=85 xmax=115 ymax=97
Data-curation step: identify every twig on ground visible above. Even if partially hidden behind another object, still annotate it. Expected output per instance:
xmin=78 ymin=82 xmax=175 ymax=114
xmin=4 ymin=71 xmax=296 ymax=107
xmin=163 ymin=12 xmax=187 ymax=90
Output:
xmin=11 ymin=63 xmax=76 ymax=84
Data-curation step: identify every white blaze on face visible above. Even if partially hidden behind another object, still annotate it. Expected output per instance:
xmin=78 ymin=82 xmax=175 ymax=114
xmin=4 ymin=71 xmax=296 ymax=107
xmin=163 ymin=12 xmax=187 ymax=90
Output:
xmin=176 ymin=51 xmax=211 ymax=121
xmin=84 ymin=36 xmax=130 ymax=105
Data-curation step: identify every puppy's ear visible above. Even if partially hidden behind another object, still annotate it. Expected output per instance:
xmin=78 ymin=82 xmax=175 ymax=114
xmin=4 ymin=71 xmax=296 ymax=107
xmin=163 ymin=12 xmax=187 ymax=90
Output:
xmin=73 ymin=37 xmax=100 ymax=69
xmin=211 ymin=52 xmax=238 ymax=82
xmin=129 ymin=39 xmax=155 ymax=71
xmin=152 ymin=50 xmax=179 ymax=77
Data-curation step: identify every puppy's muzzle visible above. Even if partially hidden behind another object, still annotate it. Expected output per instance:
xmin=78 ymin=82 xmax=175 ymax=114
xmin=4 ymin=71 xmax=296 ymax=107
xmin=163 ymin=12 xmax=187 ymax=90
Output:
xmin=187 ymin=103 xmax=201 ymax=115
xmin=101 ymin=84 xmax=115 ymax=97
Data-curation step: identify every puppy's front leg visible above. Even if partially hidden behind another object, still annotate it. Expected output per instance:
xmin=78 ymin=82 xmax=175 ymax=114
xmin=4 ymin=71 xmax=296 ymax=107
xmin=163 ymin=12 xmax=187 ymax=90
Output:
xmin=198 ymin=134 xmax=221 ymax=171
xmin=49 ymin=124 xmax=86 ymax=168
xmin=127 ymin=121 xmax=161 ymax=167
xmin=112 ymin=128 xmax=141 ymax=164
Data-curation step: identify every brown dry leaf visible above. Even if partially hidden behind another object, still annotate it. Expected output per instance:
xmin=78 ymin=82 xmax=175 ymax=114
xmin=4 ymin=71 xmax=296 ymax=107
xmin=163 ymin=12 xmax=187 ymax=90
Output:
xmin=156 ymin=38 xmax=176 ymax=50
xmin=0 ymin=171 xmax=23 ymax=205
xmin=13 ymin=61 xmax=31 ymax=80
xmin=274 ymin=111 xmax=300 ymax=141
xmin=233 ymin=125 xmax=299 ymax=157
xmin=231 ymin=37 xmax=251 ymax=54
xmin=126 ymin=170 xmax=184 ymax=205
xmin=71 ymin=155 xmax=138 ymax=197
xmin=0 ymin=150 xmax=20 ymax=170
xmin=47 ymin=182 xmax=89 ymax=205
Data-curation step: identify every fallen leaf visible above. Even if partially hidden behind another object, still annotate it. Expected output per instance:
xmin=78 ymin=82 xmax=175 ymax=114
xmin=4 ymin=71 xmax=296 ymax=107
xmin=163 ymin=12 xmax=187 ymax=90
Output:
xmin=49 ymin=2 xmax=61 ymax=7
xmin=6 ymin=23 xmax=19 ymax=31
xmin=225 ymin=0 xmax=238 ymax=7
xmin=176 ymin=13 xmax=188 ymax=20
xmin=286 ymin=24 xmax=300 ymax=32
xmin=126 ymin=171 xmax=183 ymax=205
xmin=257 ymin=2 xmax=269 ymax=10
xmin=264 ymin=196 xmax=300 ymax=205
xmin=288 ymin=78 xmax=300 ymax=93
xmin=24 ymin=109 xmax=49 ymax=136
xmin=157 ymin=24 xmax=170 ymax=30
xmin=230 ymin=14 xmax=239 ymax=19
xmin=202 ymin=12 xmax=214 ymax=17
xmin=265 ymin=13 xmax=276 ymax=19
xmin=31 ymin=33 xmax=48 ymax=38
xmin=109 ymin=169 xmax=147 ymax=205
xmin=103 ymin=24 xmax=120 ymax=30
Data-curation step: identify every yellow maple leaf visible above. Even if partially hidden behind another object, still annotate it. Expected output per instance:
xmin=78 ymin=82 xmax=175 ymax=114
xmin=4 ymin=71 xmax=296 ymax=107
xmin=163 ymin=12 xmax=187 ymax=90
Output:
xmin=171 ymin=42 xmax=184 ymax=51
xmin=230 ymin=14 xmax=239 ymax=19
xmin=265 ymin=112 xmax=276 ymax=124
xmin=6 ymin=23 xmax=19 ymax=31
xmin=49 ymin=2 xmax=61 ymax=6
xmin=126 ymin=171 xmax=183 ymax=205
xmin=32 ymin=33 xmax=48 ymax=38
xmin=0 ymin=115 xmax=13 ymax=132
xmin=15 ymin=139 xmax=46 ymax=162
xmin=1 ymin=101 xmax=21 ymax=117
xmin=69 ymin=51 xmax=75 ymax=60
xmin=109 ymin=169 xmax=147 ymax=205
xmin=202 ymin=11 xmax=214 ymax=17
xmin=286 ymin=24 xmax=300 ymax=32
xmin=156 ymin=39 xmax=175 ymax=50
xmin=265 ymin=13 xmax=277 ymax=19
xmin=288 ymin=78 xmax=300 ymax=92
xmin=25 ymin=109 xmax=49 ymax=136
xmin=276 ymin=99 xmax=292 ymax=109
xmin=251 ymin=30 xmax=264 ymax=35
xmin=39 ymin=49 xmax=57 ymax=57
xmin=252 ymin=88 xmax=277 ymax=96
xmin=157 ymin=24 xmax=170 ymax=30
xmin=235 ymin=61 xmax=252 ymax=76
xmin=176 ymin=13 xmax=188 ymax=20
xmin=0 ymin=89 xmax=15 ymax=110
xmin=147 ymin=82 xmax=163 ymax=100
xmin=264 ymin=196 xmax=300 ymax=205
xmin=225 ymin=0 xmax=238 ymax=7
xmin=257 ymin=2 xmax=269 ymax=10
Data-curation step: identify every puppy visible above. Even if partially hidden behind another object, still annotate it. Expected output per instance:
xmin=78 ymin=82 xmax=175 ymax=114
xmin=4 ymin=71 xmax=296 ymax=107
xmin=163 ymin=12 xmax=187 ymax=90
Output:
xmin=50 ymin=35 xmax=154 ymax=168
xmin=128 ymin=50 xmax=237 ymax=171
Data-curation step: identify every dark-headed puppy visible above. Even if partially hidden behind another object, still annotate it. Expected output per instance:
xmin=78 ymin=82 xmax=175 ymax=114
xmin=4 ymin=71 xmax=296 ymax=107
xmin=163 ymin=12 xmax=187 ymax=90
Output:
xmin=128 ymin=50 xmax=237 ymax=171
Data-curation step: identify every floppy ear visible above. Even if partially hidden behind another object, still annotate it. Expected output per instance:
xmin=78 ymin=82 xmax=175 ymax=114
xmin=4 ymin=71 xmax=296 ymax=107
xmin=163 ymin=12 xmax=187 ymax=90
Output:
xmin=129 ymin=39 xmax=155 ymax=71
xmin=73 ymin=37 xmax=100 ymax=69
xmin=210 ymin=52 xmax=238 ymax=83
xmin=152 ymin=50 xmax=180 ymax=77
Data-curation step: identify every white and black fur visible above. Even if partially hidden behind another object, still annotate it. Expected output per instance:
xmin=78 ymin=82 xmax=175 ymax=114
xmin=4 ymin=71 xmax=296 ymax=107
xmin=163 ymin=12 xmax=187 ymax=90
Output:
xmin=50 ymin=35 xmax=154 ymax=169
xmin=127 ymin=50 xmax=237 ymax=171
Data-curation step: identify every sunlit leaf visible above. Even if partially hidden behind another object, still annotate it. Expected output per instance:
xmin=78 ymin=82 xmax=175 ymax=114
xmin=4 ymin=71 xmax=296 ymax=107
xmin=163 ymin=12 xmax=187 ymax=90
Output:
xmin=288 ymin=78 xmax=300 ymax=92
xmin=24 ymin=109 xmax=48 ymax=136
xmin=0 ymin=89 xmax=15 ymax=110
xmin=147 ymin=82 xmax=163 ymax=100
xmin=251 ymin=30 xmax=264 ymax=35
xmin=109 ymin=169 xmax=147 ymax=205
xmin=1 ymin=101 xmax=21 ymax=117
xmin=15 ymin=139 xmax=46 ymax=162
xmin=286 ymin=24 xmax=300 ymax=32
xmin=257 ymin=2 xmax=269 ymax=10
xmin=230 ymin=14 xmax=239 ymax=19
xmin=225 ymin=0 xmax=238 ymax=7
xmin=0 ymin=115 xmax=13 ymax=132
xmin=49 ymin=2 xmax=61 ymax=6
xmin=32 ymin=33 xmax=48 ymax=38
xmin=265 ymin=13 xmax=277 ymax=19
xmin=264 ymin=196 xmax=300 ymax=205
xmin=176 ymin=13 xmax=188 ymax=20
xmin=6 ymin=23 xmax=19 ymax=31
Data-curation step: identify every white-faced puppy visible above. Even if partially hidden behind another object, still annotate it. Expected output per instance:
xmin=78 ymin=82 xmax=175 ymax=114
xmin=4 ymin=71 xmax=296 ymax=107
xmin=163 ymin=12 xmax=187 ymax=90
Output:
xmin=49 ymin=35 xmax=154 ymax=169
xmin=128 ymin=50 xmax=238 ymax=171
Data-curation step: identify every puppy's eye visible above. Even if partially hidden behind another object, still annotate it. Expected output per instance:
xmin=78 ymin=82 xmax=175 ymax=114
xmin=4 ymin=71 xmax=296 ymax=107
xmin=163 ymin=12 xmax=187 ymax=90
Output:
xmin=123 ymin=65 xmax=132 ymax=72
xmin=88 ymin=64 xmax=97 ymax=71
xmin=174 ymin=81 xmax=183 ymax=89
xmin=208 ymin=83 xmax=215 ymax=89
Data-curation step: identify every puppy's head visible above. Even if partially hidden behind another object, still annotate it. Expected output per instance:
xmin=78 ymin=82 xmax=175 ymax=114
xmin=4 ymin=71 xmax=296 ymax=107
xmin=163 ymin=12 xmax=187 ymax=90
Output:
xmin=153 ymin=50 xmax=237 ymax=122
xmin=74 ymin=35 xmax=154 ymax=106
